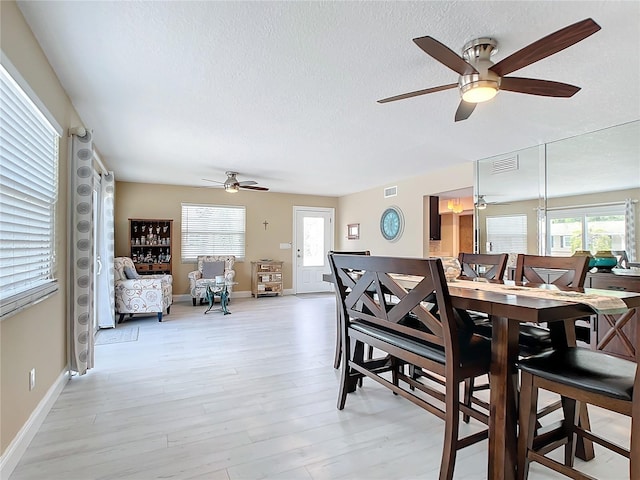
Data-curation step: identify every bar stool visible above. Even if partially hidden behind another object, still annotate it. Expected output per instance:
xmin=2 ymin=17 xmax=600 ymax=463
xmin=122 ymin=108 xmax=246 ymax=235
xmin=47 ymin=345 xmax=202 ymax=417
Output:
xmin=517 ymin=347 xmax=638 ymax=479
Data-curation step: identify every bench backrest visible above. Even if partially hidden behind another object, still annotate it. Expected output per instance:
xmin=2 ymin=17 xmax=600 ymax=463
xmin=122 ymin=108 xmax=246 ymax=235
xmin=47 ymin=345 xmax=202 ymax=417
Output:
xmin=328 ymin=254 xmax=462 ymax=358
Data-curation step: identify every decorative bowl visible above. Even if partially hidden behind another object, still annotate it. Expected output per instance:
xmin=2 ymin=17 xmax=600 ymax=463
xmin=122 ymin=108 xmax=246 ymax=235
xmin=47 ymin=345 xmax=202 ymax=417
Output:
xmin=592 ymin=251 xmax=617 ymax=272
xmin=572 ymin=250 xmax=596 ymax=268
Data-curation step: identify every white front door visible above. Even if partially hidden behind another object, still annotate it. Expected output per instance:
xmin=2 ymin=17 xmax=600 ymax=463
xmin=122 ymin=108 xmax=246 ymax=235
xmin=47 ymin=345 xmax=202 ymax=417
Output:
xmin=293 ymin=207 xmax=334 ymax=293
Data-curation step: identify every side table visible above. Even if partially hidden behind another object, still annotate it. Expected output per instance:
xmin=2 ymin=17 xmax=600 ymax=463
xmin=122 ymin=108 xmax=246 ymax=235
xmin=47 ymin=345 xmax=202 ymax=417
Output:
xmin=204 ymin=281 xmax=236 ymax=315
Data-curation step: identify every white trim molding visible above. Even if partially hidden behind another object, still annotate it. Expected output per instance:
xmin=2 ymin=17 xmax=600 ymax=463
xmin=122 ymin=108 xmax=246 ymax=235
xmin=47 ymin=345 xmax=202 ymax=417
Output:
xmin=0 ymin=368 xmax=69 ymax=479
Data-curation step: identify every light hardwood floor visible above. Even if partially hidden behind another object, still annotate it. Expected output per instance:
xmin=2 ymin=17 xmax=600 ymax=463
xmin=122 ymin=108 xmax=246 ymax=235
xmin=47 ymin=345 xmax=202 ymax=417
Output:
xmin=10 ymin=295 xmax=630 ymax=480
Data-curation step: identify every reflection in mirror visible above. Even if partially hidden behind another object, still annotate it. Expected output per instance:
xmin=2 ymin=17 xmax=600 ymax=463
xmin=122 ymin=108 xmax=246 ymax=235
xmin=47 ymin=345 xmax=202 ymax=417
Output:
xmin=428 ymin=188 xmax=474 ymax=259
xmin=476 ymin=121 xmax=639 ymax=261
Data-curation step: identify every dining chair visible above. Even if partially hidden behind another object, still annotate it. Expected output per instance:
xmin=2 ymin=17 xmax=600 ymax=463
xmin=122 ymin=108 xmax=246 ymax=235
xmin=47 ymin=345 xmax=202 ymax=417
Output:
xmin=455 ymin=252 xmax=508 ymax=422
xmin=329 ymin=253 xmax=491 ymax=480
xmin=465 ymin=254 xmax=591 ymax=424
xmin=517 ymin=348 xmax=638 ymax=479
xmin=611 ymin=250 xmax=630 ymax=269
xmin=328 ymin=250 xmax=370 ymax=369
xmin=458 ymin=252 xmax=508 ymax=280
xmin=472 ymin=254 xmax=590 ymax=354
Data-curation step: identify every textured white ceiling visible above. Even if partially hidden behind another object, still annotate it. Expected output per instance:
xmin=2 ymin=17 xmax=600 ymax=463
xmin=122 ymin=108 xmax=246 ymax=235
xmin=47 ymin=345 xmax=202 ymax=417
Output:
xmin=17 ymin=1 xmax=640 ymax=196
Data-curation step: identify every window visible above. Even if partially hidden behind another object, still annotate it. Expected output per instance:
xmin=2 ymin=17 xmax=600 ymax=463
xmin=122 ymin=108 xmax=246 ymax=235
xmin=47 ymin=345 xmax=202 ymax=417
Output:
xmin=181 ymin=203 xmax=246 ymax=262
xmin=0 ymin=62 xmax=61 ymax=318
xmin=547 ymin=205 xmax=626 ymax=256
xmin=486 ymin=215 xmax=527 ymax=254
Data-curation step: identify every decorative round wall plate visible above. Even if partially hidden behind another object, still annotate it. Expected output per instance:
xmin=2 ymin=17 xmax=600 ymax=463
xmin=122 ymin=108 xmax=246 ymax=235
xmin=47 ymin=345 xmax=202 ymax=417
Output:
xmin=380 ymin=206 xmax=404 ymax=242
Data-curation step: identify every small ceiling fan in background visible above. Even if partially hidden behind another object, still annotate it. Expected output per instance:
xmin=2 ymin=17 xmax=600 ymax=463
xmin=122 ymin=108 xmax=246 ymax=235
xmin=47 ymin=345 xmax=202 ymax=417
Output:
xmin=475 ymin=194 xmax=512 ymax=209
xmin=202 ymin=171 xmax=269 ymax=193
xmin=378 ymin=18 xmax=601 ymax=121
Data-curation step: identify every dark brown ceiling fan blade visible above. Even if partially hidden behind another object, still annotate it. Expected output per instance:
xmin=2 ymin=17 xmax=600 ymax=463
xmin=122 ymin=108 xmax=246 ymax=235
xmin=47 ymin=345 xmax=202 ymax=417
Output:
xmin=454 ymin=100 xmax=476 ymax=122
xmin=490 ymin=18 xmax=601 ymax=77
xmin=240 ymin=185 xmax=269 ymax=191
xmin=500 ymin=77 xmax=581 ymax=97
xmin=413 ymin=36 xmax=478 ymax=75
xmin=378 ymin=83 xmax=457 ymax=103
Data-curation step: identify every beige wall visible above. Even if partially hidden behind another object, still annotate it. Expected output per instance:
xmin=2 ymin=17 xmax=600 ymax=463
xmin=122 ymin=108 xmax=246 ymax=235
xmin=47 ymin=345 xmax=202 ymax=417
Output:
xmin=114 ymin=182 xmax=339 ymax=294
xmin=1 ymin=0 xmax=83 ymax=455
xmin=336 ymin=162 xmax=475 ymax=257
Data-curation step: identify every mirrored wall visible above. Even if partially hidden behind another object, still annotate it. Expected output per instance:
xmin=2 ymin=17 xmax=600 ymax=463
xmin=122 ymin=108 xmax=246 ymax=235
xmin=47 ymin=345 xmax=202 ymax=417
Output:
xmin=475 ymin=120 xmax=640 ymax=261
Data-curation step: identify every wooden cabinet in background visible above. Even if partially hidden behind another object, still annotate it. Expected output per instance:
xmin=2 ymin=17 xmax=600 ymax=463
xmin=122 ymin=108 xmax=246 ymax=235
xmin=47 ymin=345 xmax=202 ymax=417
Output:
xmin=129 ymin=218 xmax=173 ymax=275
xmin=586 ymin=271 xmax=640 ymax=361
xmin=251 ymin=261 xmax=283 ymax=297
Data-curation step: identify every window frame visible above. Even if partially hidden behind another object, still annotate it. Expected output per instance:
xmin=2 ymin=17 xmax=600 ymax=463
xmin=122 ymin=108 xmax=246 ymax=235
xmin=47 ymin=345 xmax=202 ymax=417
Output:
xmin=485 ymin=214 xmax=528 ymax=254
xmin=0 ymin=55 xmax=62 ymax=320
xmin=546 ymin=204 xmax=626 ymax=255
xmin=181 ymin=203 xmax=246 ymax=263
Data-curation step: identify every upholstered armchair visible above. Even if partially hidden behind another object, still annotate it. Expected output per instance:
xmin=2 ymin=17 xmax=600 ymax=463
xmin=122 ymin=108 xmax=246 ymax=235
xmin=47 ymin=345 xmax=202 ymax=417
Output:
xmin=114 ymin=257 xmax=173 ymax=322
xmin=188 ymin=255 xmax=236 ymax=306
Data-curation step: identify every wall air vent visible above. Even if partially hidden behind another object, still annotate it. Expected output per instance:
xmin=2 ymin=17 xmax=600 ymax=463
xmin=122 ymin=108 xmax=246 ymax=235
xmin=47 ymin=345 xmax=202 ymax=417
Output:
xmin=491 ymin=156 xmax=519 ymax=174
xmin=384 ymin=186 xmax=398 ymax=198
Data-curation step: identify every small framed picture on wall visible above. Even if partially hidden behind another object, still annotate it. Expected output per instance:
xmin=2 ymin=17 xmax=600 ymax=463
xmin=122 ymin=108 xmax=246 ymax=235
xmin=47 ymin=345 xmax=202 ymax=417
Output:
xmin=347 ymin=223 xmax=360 ymax=240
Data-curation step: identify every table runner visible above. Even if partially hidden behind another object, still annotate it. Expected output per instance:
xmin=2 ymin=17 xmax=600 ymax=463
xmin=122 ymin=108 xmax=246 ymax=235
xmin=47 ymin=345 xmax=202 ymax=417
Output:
xmin=392 ymin=275 xmax=629 ymax=315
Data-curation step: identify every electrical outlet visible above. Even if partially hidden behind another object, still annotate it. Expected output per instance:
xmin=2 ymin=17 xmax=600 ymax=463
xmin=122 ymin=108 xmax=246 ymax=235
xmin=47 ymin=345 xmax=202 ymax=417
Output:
xmin=29 ymin=368 xmax=36 ymax=391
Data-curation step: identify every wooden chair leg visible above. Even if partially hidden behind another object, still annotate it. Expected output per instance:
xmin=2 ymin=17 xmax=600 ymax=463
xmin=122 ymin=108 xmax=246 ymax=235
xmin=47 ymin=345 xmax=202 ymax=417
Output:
xmin=333 ymin=309 xmax=342 ymax=369
xmin=337 ymin=338 xmax=363 ymax=410
xmin=517 ymin=371 xmax=538 ymax=480
xmin=561 ymin=397 xmax=579 ymax=467
xmin=192 ymin=298 xmax=196 ymax=306
xmin=632 ymin=387 xmax=640 ymax=480
xmin=118 ymin=313 xmax=125 ymax=324
xmin=439 ymin=380 xmax=460 ymax=480
xmin=463 ymin=377 xmax=473 ymax=423
xmin=157 ymin=312 xmax=163 ymax=322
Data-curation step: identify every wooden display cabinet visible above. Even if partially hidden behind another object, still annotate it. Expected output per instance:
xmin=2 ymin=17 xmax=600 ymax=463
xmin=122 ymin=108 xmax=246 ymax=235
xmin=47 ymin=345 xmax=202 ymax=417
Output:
xmin=251 ymin=261 xmax=283 ymax=297
xmin=129 ymin=219 xmax=173 ymax=275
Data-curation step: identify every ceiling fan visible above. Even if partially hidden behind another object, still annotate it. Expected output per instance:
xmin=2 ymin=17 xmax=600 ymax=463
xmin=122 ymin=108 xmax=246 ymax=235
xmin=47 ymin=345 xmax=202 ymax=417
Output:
xmin=475 ymin=195 xmax=512 ymax=209
xmin=203 ymin=171 xmax=269 ymax=193
xmin=378 ymin=18 xmax=601 ymax=121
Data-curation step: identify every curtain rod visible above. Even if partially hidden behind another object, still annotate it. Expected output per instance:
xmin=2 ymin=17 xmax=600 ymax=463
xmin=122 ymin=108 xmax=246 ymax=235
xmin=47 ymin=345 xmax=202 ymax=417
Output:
xmin=545 ymin=199 xmax=637 ymax=211
xmin=93 ymin=149 xmax=109 ymax=176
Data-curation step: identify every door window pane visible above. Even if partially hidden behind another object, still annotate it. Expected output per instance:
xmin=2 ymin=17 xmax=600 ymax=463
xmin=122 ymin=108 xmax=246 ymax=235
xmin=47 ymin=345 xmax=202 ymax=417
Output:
xmin=303 ymin=217 xmax=324 ymax=267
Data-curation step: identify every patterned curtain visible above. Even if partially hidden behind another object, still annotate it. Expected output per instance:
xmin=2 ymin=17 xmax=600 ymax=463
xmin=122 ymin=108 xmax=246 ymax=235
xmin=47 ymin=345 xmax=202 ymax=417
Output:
xmin=69 ymin=131 xmax=95 ymax=375
xmin=97 ymin=172 xmax=116 ymax=328
xmin=625 ymin=198 xmax=636 ymax=262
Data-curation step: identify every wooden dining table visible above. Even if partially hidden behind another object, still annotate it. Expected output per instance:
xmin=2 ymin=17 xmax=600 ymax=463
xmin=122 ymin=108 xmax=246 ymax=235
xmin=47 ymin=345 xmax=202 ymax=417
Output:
xmin=324 ymin=272 xmax=640 ymax=480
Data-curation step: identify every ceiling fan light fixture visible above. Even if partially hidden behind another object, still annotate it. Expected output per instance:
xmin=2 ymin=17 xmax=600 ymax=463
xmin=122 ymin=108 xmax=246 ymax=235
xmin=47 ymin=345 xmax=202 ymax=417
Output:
xmin=461 ymin=80 xmax=499 ymax=103
xmin=224 ymin=183 xmax=239 ymax=193
xmin=475 ymin=195 xmax=487 ymax=210
xmin=447 ymin=198 xmax=464 ymax=214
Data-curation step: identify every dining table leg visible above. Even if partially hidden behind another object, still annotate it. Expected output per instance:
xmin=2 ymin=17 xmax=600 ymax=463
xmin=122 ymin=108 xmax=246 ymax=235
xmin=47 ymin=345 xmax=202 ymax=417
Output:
xmin=488 ymin=316 xmax=519 ymax=480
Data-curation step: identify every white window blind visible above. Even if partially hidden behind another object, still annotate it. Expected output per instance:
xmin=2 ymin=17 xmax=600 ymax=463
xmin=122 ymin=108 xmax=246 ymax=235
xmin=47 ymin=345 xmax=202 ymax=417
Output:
xmin=486 ymin=215 xmax=527 ymax=254
xmin=0 ymin=64 xmax=60 ymax=318
xmin=181 ymin=203 xmax=246 ymax=262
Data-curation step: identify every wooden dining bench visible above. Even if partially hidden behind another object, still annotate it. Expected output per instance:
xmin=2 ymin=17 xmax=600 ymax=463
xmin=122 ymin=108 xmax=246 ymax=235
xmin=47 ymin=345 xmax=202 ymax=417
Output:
xmin=328 ymin=253 xmax=491 ymax=480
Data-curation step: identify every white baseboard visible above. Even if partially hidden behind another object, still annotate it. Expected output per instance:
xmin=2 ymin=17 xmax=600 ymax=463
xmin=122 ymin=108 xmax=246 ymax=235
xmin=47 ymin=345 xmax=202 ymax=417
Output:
xmin=0 ymin=368 xmax=69 ymax=479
